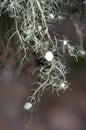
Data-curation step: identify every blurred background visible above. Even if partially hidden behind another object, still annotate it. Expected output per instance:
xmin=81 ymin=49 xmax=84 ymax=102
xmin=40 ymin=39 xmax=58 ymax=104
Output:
xmin=0 ymin=7 xmax=86 ymax=130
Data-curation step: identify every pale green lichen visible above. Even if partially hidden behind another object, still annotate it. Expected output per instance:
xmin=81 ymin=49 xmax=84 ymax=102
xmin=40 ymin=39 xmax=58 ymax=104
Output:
xmin=0 ymin=0 xmax=85 ymax=107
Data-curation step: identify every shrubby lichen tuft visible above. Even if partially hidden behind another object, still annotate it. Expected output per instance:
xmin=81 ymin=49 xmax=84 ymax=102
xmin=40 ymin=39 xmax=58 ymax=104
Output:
xmin=0 ymin=0 xmax=86 ymax=108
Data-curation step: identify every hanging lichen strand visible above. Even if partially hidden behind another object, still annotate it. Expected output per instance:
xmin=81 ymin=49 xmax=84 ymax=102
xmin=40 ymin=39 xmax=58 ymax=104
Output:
xmin=0 ymin=0 xmax=85 ymax=108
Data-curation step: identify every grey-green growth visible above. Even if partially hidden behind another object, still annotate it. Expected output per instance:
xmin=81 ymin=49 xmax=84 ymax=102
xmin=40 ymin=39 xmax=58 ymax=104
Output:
xmin=0 ymin=0 xmax=85 ymax=108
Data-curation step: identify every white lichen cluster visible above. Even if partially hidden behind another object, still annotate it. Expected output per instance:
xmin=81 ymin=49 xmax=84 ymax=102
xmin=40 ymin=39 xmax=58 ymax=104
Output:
xmin=0 ymin=0 xmax=85 ymax=109
xmin=24 ymin=102 xmax=32 ymax=110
